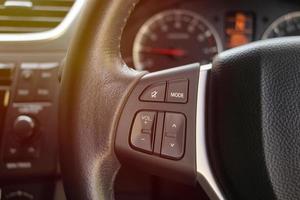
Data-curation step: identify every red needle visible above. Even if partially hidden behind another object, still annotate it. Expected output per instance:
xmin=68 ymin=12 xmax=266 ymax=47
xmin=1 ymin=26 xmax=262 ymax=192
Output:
xmin=140 ymin=47 xmax=186 ymax=57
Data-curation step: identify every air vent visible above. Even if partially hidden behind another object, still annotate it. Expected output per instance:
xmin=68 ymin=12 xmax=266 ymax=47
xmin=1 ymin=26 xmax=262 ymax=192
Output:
xmin=0 ymin=0 xmax=75 ymax=33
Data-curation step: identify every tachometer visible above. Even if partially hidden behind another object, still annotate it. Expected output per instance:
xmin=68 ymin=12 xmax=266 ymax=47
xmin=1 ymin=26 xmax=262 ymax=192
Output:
xmin=133 ymin=9 xmax=222 ymax=71
xmin=262 ymin=12 xmax=300 ymax=39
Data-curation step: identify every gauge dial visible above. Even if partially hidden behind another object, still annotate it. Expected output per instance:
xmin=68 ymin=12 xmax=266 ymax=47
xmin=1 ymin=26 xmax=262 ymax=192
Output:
xmin=133 ymin=9 xmax=222 ymax=71
xmin=262 ymin=12 xmax=300 ymax=39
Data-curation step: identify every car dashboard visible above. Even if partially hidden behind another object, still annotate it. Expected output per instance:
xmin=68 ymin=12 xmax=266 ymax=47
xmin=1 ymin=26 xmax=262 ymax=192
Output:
xmin=0 ymin=0 xmax=300 ymax=199
xmin=122 ymin=0 xmax=300 ymax=72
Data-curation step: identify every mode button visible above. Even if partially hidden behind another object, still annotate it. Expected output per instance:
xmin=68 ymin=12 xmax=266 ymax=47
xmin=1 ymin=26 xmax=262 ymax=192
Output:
xmin=166 ymin=79 xmax=189 ymax=103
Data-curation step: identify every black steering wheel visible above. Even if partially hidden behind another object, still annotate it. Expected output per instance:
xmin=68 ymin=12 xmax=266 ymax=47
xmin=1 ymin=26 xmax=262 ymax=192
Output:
xmin=59 ymin=0 xmax=300 ymax=199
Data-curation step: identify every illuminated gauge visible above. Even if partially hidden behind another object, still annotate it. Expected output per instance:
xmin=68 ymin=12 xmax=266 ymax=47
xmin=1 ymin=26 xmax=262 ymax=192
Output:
xmin=133 ymin=9 xmax=222 ymax=71
xmin=262 ymin=12 xmax=300 ymax=39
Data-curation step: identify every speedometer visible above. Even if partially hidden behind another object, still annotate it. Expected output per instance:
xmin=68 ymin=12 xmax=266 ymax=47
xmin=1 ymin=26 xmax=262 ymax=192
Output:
xmin=133 ymin=9 xmax=222 ymax=71
xmin=262 ymin=12 xmax=300 ymax=39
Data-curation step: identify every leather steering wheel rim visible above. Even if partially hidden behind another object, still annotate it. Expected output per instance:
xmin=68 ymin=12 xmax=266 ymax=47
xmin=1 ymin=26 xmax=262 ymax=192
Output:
xmin=59 ymin=0 xmax=143 ymax=199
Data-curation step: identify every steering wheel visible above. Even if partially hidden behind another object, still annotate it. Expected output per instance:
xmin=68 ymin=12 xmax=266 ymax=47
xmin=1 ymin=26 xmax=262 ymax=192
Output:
xmin=59 ymin=0 xmax=300 ymax=199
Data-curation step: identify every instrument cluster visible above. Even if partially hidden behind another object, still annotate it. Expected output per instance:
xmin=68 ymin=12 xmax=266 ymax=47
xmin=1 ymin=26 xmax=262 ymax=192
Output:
xmin=121 ymin=0 xmax=300 ymax=72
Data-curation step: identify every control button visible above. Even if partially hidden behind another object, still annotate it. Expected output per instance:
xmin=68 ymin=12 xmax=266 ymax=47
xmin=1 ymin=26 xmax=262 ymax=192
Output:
xmin=35 ymin=67 xmax=58 ymax=101
xmin=23 ymin=145 xmax=40 ymax=159
xmin=15 ymin=86 xmax=33 ymax=102
xmin=21 ymin=69 xmax=34 ymax=80
xmin=13 ymin=115 xmax=36 ymax=141
xmin=16 ymin=89 xmax=30 ymax=97
xmin=38 ymin=67 xmax=57 ymax=82
xmin=161 ymin=113 xmax=186 ymax=159
xmin=9 ymin=148 xmax=17 ymax=155
xmin=36 ymin=88 xmax=51 ymax=101
xmin=166 ymin=79 xmax=189 ymax=103
xmin=130 ymin=111 xmax=157 ymax=153
xmin=140 ymin=82 xmax=166 ymax=102
xmin=15 ymin=68 xmax=36 ymax=102
xmin=41 ymin=71 xmax=53 ymax=79
xmin=4 ymin=146 xmax=19 ymax=161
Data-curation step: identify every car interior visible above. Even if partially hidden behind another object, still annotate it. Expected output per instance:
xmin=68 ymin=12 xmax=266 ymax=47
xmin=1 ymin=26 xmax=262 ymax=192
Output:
xmin=0 ymin=0 xmax=300 ymax=199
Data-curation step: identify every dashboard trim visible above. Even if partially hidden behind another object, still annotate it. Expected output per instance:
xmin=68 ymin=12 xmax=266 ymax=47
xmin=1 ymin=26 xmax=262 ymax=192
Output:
xmin=196 ymin=64 xmax=225 ymax=200
xmin=262 ymin=11 xmax=300 ymax=40
xmin=0 ymin=0 xmax=85 ymax=42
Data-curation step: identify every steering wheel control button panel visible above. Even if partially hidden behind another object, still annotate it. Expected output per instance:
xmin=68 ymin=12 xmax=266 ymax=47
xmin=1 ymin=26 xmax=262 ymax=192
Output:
xmin=130 ymin=111 xmax=157 ymax=153
xmin=161 ymin=113 xmax=186 ymax=159
xmin=140 ymin=82 xmax=166 ymax=102
xmin=116 ymin=63 xmax=200 ymax=184
xmin=166 ymin=79 xmax=189 ymax=103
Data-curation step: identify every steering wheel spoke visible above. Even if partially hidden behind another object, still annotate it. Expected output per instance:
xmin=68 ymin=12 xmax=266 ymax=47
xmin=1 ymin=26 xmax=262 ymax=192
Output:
xmin=115 ymin=63 xmax=199 ymax=184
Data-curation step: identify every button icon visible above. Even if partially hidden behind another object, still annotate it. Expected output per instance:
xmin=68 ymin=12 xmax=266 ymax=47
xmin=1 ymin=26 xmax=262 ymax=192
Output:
xmin=27 ymin=147 xmax=35 ymax=153
xmin=9 ymin=148 xmax=17 ymax=155
xmin=37 ymin=89 xmax=50 ymax=96
xmin=151 ymin=90 xmax=158 ymax=98
xmin=4 ymin=147 xmax=19 ymax=161
xmin=17 ymin=89 xmax=29 ymax=96
xmin=41 ymin=71 xmax=52 ymax=79
xmin=170 ymin=92 xmax=184 ymax=99
xmin=141 ymin=114 xmax=153 ymax=125
xmin=21 ymin=70 xmax=33 ymax=80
